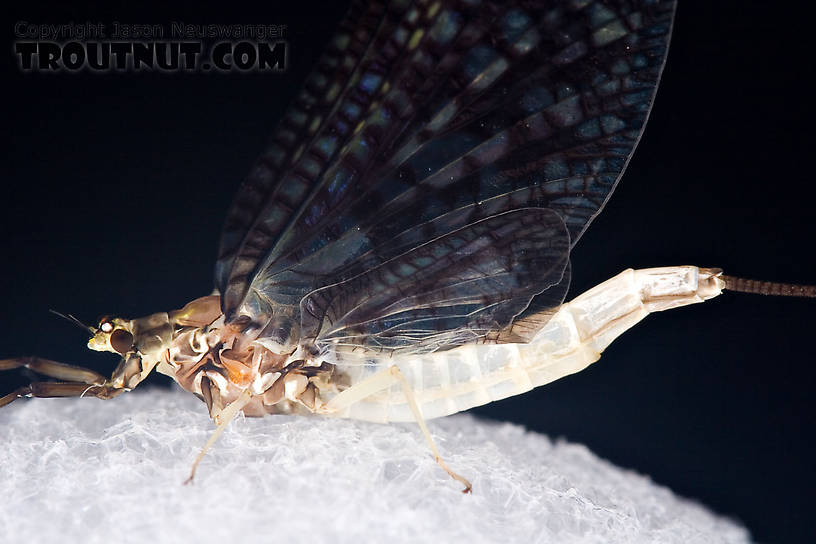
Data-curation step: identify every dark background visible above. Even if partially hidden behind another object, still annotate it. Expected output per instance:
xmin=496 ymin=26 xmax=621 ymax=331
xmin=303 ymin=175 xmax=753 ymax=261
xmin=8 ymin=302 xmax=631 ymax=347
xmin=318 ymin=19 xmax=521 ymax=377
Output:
xmin=2 ymin=2 xmax=814 ymax=542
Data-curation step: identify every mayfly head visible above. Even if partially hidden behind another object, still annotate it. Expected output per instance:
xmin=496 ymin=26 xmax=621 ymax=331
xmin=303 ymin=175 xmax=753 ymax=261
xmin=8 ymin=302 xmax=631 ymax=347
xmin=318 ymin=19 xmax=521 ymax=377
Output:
xmin=47 ymin=310 xmax=146 ymax=391
xmin=87 ymin=311 xmax=174 ymax=390
xmin=88 ymin=316 xmax=135 ymax=355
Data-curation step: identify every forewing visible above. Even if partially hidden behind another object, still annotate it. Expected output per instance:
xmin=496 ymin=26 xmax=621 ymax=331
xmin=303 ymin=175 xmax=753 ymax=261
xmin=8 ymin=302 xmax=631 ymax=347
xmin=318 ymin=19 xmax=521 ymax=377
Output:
xmin=215 ymin=0 xmax=676 ymax=350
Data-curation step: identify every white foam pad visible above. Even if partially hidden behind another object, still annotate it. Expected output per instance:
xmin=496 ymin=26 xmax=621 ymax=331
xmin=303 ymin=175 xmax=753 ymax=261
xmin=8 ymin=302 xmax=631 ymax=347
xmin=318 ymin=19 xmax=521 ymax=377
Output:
xmin=0 ymin=388 xmax=748 ymax=542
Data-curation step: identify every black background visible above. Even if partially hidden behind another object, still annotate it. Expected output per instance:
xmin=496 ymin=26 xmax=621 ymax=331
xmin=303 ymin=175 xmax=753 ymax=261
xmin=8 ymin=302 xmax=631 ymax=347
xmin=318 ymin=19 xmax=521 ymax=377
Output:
xmin=2 ymin=2 xmax=814 ymax=542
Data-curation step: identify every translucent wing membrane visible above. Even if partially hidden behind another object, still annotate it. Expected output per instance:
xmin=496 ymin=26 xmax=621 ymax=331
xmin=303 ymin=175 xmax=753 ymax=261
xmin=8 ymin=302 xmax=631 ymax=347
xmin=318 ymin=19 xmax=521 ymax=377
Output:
xmin=300 ymin=208 xmax=570 ymax=353
xmin=215 ymin=0 xmax=676 ymax=353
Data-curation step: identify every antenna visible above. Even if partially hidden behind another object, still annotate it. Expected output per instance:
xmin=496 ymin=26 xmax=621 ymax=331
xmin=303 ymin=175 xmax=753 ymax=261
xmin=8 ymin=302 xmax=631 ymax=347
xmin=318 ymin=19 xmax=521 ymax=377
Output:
xmin=48 ymin=309 xmax=96 ymax=334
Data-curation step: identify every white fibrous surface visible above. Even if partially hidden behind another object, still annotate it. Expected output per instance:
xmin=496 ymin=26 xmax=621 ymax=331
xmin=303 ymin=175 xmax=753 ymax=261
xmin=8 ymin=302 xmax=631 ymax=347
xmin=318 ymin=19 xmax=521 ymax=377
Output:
xmin=0 ymin=388 xmax=748 ymax=543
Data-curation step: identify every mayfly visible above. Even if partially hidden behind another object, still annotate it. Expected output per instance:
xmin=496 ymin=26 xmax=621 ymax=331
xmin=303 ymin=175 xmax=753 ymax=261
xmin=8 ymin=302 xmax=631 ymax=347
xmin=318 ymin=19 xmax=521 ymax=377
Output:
xmin=2 ymin=0 xmax=813 ymax=493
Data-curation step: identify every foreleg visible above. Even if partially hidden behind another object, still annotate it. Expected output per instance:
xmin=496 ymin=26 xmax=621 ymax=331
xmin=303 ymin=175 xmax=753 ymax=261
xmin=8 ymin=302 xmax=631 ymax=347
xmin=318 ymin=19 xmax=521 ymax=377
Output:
xmin=0 ymin=356 xmax=122 ymax=408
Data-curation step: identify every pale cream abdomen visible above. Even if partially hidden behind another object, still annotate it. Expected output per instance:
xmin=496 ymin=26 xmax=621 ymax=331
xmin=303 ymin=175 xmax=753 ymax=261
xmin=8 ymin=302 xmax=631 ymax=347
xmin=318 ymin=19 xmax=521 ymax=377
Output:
xmin=323 ymin=266 xmax=724 ymax=423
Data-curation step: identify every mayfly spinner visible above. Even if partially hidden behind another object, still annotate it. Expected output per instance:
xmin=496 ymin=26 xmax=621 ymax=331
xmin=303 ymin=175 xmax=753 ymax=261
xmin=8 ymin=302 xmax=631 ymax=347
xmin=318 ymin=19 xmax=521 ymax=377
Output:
xmin=3 ymin=0 xmax=814 ymax=492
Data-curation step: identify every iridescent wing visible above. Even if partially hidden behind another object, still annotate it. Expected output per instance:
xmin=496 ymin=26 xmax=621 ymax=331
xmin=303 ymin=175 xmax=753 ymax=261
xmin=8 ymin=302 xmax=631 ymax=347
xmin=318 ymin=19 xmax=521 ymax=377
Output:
xmin=215 ymin=0 xmax=676 ymax=352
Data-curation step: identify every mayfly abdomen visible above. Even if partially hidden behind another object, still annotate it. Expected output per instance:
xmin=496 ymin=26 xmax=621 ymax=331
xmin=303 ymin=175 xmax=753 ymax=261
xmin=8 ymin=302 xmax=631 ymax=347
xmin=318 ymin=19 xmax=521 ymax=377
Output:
xmin=324 ymin=266 xmax=724 ymax=423
xmin=328 ymin=344 xmax=528 ymax=422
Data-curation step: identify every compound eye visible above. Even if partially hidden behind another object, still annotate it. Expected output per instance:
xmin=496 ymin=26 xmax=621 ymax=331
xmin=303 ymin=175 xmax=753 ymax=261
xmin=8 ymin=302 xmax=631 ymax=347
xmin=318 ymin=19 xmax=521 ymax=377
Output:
xmin=110 ymin=329 xmax=134 ymax=354
xmin=100 ymin=321 xmax=114 ymax=333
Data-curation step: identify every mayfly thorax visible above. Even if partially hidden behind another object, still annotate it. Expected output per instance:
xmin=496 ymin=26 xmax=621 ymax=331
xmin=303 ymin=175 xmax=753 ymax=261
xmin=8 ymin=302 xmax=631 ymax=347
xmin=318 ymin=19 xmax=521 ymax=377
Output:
xmin=3 ymin=0 xmax=815 ymax=492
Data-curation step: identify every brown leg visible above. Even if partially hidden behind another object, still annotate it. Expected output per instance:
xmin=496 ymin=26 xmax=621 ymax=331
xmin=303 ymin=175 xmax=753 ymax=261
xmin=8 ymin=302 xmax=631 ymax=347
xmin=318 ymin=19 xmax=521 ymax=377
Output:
xmin=1 ymin=356 xmax=106 ymax=384
xmin=0 ymin=381 xmax=124 ymax=408
xmin=0 ymin=387 xmax=31 ymax=408
xmin=0 ymin=356 xmax=121 ymax=408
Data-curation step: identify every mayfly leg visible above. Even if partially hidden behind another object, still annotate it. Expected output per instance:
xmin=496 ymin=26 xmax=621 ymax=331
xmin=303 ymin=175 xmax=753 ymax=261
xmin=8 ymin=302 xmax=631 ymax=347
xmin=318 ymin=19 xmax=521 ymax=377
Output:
xmin=0 ymin=356 xmax=106 ymax=383
xmin=321 ymin=365 xmax=473 ymax=493
xmin=0 ymin=356 xmax=121 ymax=407
xmin=184 ymin=387 xmax=254 ymax=485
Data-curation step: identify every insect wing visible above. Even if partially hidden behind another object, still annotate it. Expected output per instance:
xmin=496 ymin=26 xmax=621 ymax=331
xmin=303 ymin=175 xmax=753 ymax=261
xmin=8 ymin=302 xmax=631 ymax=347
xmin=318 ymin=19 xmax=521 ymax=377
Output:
xmin=215 ymin=0 xmax=676 ymax=351
xmin=300 ymin=208 xmax=570 ymax=353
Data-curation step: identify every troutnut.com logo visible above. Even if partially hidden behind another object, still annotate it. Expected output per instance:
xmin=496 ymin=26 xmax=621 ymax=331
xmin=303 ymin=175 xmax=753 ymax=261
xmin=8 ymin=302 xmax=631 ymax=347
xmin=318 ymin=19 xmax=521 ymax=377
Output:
xmin=13 ymin=21 xmax=289 ymax=72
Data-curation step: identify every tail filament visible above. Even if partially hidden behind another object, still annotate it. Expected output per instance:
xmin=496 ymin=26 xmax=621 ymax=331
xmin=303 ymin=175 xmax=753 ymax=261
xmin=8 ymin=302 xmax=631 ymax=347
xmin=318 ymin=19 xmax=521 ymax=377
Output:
xmin=721 ymin=275 xmax=816 ymax=298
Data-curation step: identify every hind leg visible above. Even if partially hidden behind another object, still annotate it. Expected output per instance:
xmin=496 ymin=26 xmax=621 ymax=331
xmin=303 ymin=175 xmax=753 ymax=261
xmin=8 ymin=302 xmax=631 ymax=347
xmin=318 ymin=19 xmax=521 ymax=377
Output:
xmin=320 ymin=365 xmax=472 ymax=493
